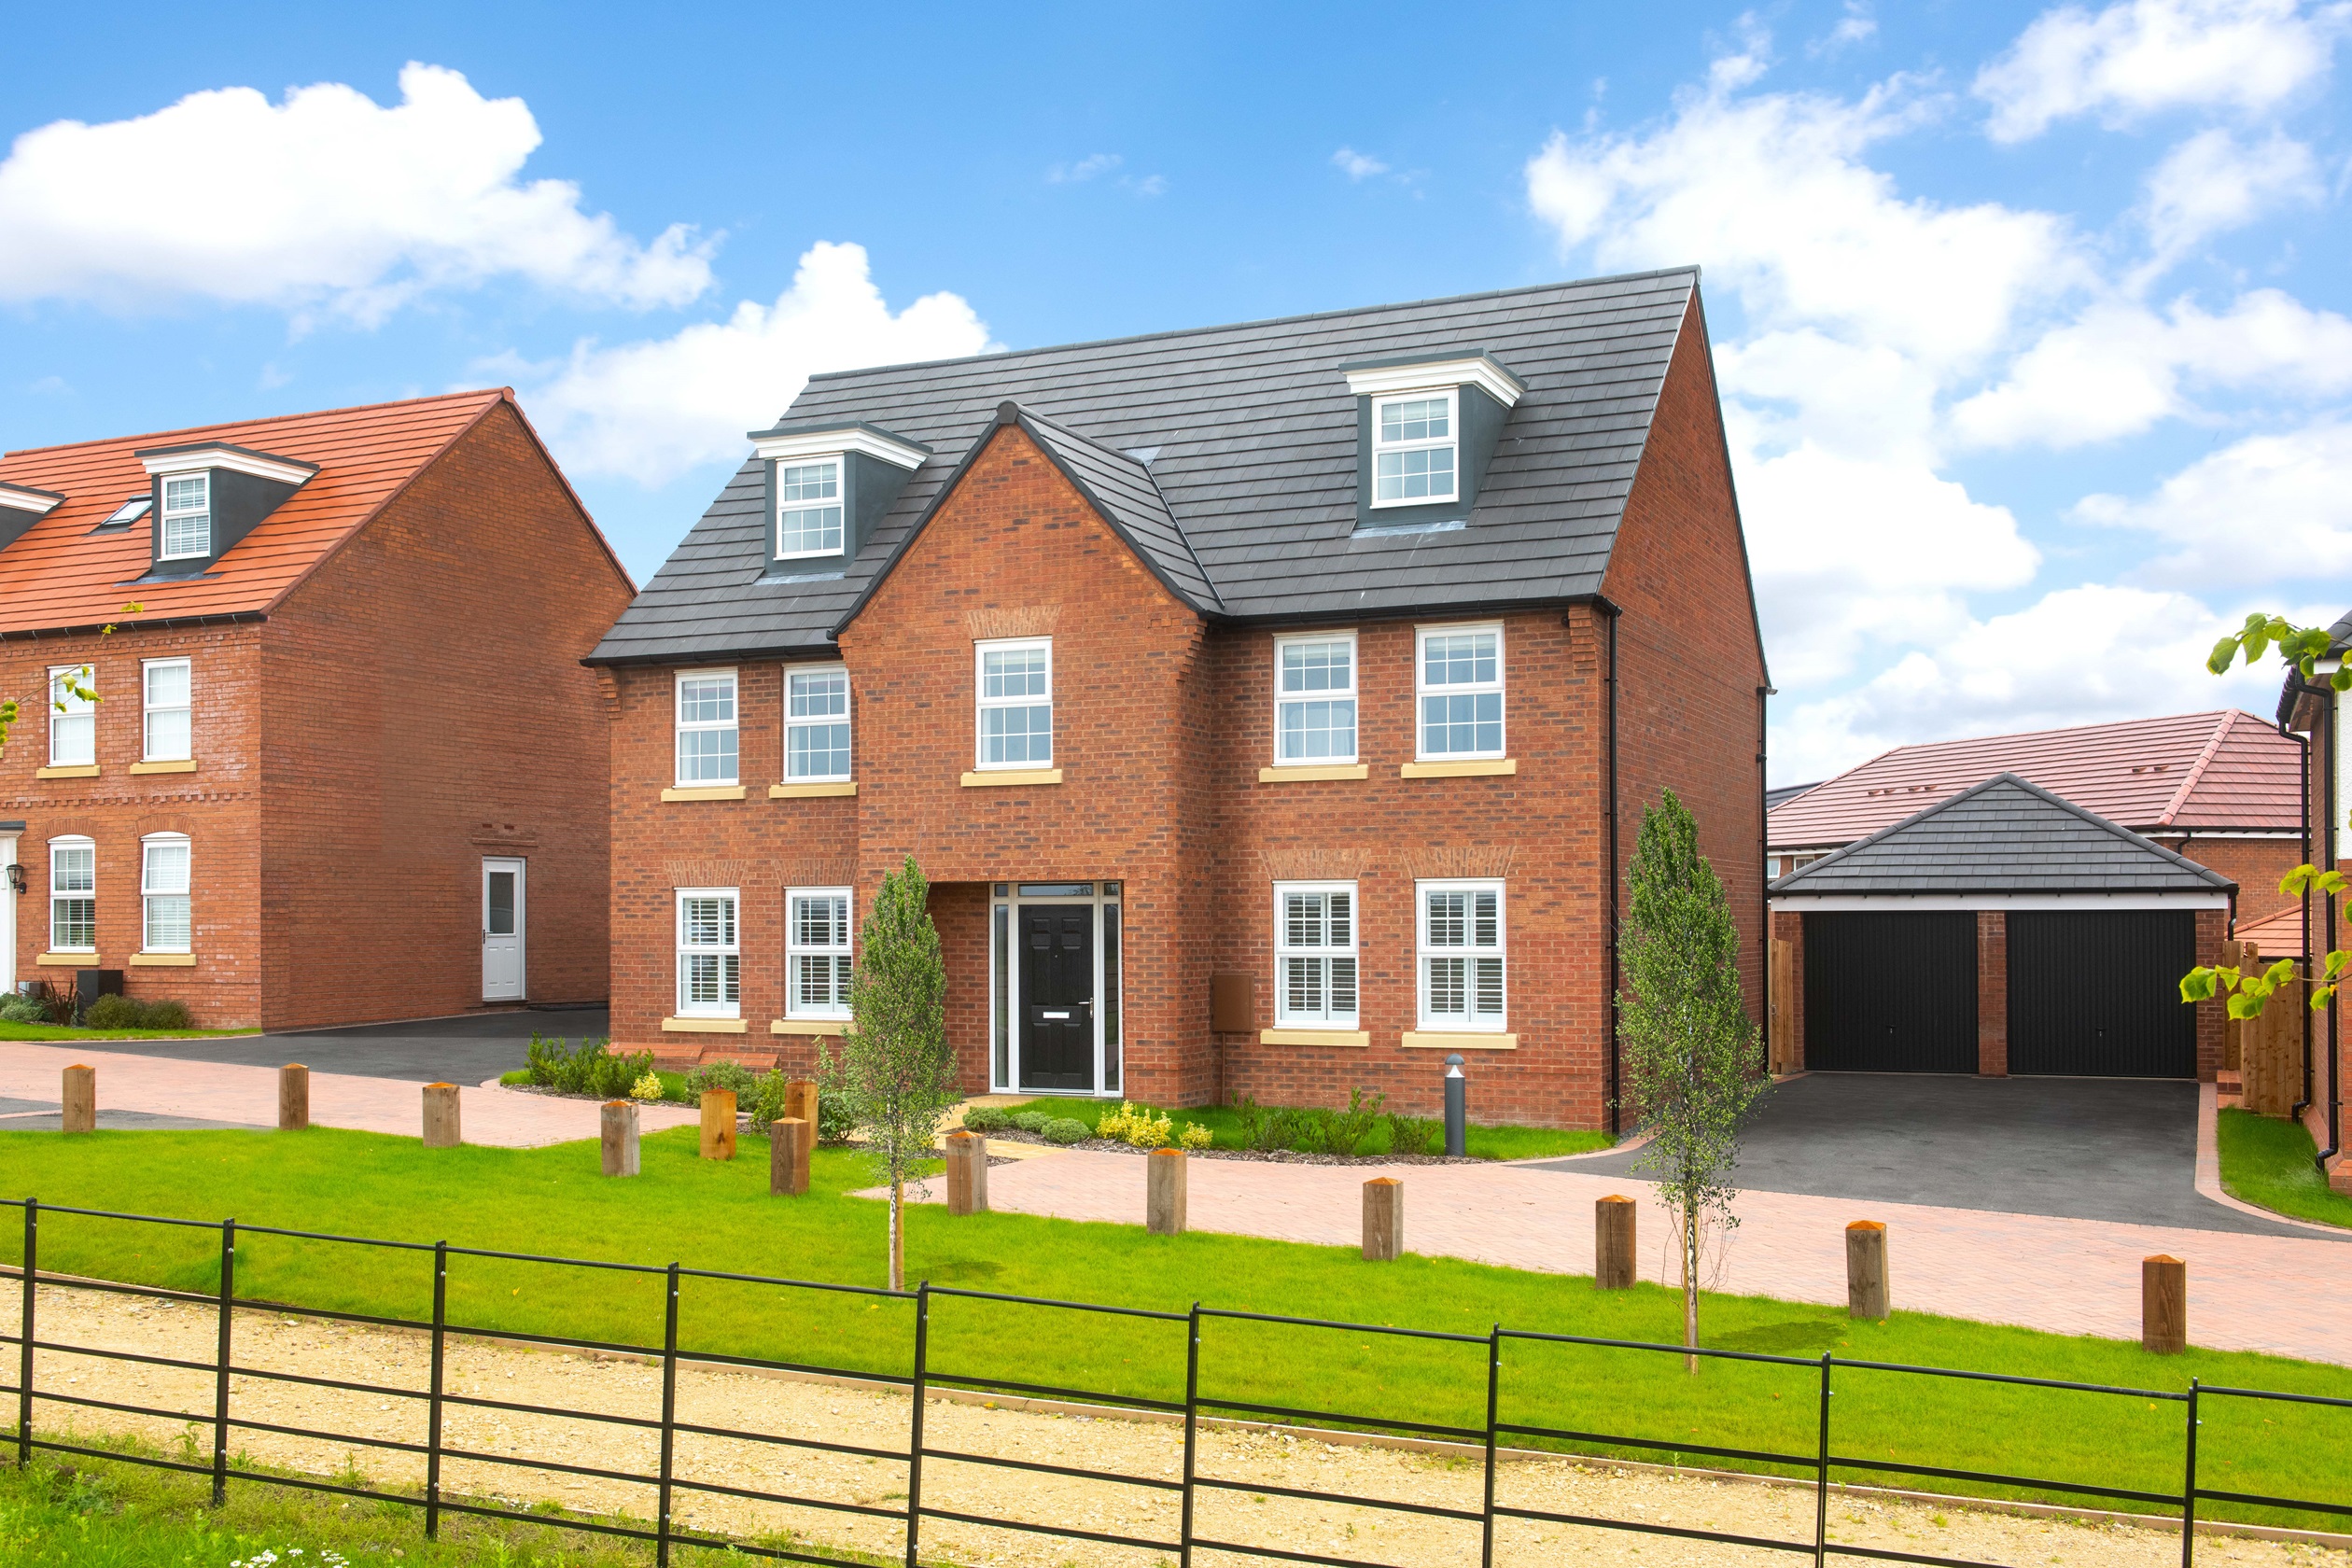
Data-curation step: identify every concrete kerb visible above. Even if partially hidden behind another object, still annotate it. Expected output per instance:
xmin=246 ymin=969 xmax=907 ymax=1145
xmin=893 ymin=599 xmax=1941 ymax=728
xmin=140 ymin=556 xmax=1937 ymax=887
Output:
xmin=31 ymin=1276 xmax=2339 ymax=1555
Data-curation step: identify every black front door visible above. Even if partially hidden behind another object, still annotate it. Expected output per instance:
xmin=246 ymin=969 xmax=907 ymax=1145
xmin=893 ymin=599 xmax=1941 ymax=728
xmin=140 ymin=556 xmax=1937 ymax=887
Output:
xmin=1020 ymin=907 xmax=1094 ymax=1091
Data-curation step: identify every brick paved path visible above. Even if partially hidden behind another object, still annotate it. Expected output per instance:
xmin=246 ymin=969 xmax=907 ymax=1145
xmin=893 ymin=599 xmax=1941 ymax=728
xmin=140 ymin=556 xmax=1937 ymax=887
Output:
xmin=0 ymin=1043 xmax=698 ymax=1148
xmin=912 ymin=1148 xmax=2352 ymax=1365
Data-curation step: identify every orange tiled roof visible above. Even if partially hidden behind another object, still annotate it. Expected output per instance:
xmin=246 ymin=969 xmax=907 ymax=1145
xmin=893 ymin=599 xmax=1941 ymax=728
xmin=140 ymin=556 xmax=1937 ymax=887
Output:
xmin=0 ymin=390 xmax=508 ymax=634
xmin=2233 ymin=903 xmax=2309 ymax=960
xmin=1770 ymin=709 xmax=2303 ymax=848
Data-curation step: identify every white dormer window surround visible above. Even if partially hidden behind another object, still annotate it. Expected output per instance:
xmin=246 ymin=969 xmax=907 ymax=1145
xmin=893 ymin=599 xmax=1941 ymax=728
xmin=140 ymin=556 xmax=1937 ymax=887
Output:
xmin=776 ymin=460 xmax=843 ymax=557
xmin=1370 ymin=390 xmax=1457 ymax=507
xmin=0 ymin=483 xmax=64 ymax=518
xmin=160 ymin=473 xmax=211 ymax=559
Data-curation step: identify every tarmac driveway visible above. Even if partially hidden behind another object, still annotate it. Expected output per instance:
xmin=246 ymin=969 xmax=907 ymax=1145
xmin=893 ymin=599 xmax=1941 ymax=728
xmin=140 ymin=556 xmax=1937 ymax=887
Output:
xmin=1539 ymin=1072 xmax=2335 ymax=1239
xmin=87 ymin=1004 xmax=609 ymax=1086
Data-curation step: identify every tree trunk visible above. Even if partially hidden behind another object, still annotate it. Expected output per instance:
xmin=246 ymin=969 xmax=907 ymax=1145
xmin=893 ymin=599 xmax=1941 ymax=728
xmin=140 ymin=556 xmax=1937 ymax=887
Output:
xmin=889 ymin=1173 xmax=905 ymax=1291
xmin=1683 ymin=1195 xmax=1701 ymax=1375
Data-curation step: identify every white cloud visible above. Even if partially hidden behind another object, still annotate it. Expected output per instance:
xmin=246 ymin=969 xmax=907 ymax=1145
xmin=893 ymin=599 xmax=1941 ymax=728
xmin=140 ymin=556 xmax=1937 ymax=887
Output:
xmin=1333 ymin=147 xmax=1390 ymax=180
xmin=513 ymin=242 xmax=996 ymax=487
xmin=2142 ymin=127 xmax=2322 ymax=258
xmin=0 ymin=63 xmax=712 ymax=324
xmin=1775 ymin=584 xmax=2286 ymax=779
xmin=1948 ymin=289 xmax=2352 ymax=448
xmin=1974 ymin=0 xmax=2349 ymax=142
xmin=1048 ymin=153 xmax=1123 ymax=183
xmin=1740 ymin=441 xmax=2041 ymax=687
xmin=1816 ymin=1 xmax=1879 ymax=51
xmin=2076 ymin=419 xmax=2352 ymax=585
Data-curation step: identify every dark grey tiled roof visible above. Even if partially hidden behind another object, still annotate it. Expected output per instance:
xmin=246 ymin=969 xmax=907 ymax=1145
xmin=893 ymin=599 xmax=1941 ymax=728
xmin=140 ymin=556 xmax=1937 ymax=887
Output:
xmin=1016 ymin=407 xmax=1220 ymax=612
xmin=589 ymin=267 xmax=1700 ymax=664
xmin=1768 ymin=774 xmax=2236 ymax=897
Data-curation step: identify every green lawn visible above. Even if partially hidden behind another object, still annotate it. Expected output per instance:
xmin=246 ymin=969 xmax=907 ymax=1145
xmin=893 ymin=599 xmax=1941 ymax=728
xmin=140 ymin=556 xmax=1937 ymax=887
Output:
xmin=2218 ymin=1107 xmax=2352 ymax=1228
xmin=999 ymin=1096 xmax=1616 ymax=1160
xmin=0 ymin=1438 xmax=811 ymax=1567
xmin=3 ymin=1126 xmax=2349 ymax=1533
xmin=0 ymin=1020 xmax=259 ymax=1042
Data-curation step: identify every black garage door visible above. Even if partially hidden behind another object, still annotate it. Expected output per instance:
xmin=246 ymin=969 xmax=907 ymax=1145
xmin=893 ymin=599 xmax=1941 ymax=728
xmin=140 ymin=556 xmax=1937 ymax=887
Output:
xmin=2006 ymin=910 xmax=2196 ymax=1078
xmin=1802 ymin=912 xmax=1979 ymax=1072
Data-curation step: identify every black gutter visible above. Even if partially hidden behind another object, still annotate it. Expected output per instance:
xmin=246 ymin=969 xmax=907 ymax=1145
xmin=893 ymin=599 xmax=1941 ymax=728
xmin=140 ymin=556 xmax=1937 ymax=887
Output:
xmin=0 ymin=610 xmax=266 ymax=641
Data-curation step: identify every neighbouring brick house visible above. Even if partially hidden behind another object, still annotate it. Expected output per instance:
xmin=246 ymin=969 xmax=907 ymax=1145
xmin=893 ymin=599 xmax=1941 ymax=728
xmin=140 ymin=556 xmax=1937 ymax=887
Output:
xmin=2278 ymin=620 xmax=2352 ymax=1191
xmin=0 ymin=391 xmax=634 ymax=1030
xmin=588 ymin=269 xmax=1768 ymax=1129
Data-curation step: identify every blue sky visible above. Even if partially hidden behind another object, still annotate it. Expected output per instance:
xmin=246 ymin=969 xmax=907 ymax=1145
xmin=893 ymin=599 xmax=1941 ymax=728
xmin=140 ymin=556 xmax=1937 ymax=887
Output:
xmin=4 ymin=0 xmax=2347 ymax=780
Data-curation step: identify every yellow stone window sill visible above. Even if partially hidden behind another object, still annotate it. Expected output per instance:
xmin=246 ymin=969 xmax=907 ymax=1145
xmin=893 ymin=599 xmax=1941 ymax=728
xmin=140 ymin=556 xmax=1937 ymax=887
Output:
xmin=129 ymin=759 xmax=198 ymax=775
xmin=130 ymin=952 xmax=196 ymax=967
xmin=1258 ymin=1028 xmax=1371 ymax=1048
xmin=770 ymin=780 xmax=857 ymax=798
xmin=35 ymin=764 xmax=99 ymax=780
xmin=661 ymin=785 xmax=748 ymax=802
xmin=662 ymin=1015 xmax=747 ymax=1033
xmin=772 ymin=1017 xmax=850 ymax=1035
xmin=35 ymin=952 xmax=97 ymax=967
xmin=1257 ymin=763 xmax=1368 ymax=783
xmin=1400 ymin=758 xmax=1517 ymax=778
xmin=1400 ymin=1030 xmax=1519 ymax=1050
xmin=961 ymin=768 xmax=1063 ymax=788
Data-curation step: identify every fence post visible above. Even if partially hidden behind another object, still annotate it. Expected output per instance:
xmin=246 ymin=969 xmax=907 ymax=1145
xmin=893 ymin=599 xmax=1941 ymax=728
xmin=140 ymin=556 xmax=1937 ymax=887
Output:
xmin=1180 ymin=1302 xmax=1199 ymax=1568
xmin=425 ymin=1241 xmax=446 ymax=1539
xmin=1480 ymin=1326 xmax=1501 ymax=1568
xmin=905 ymin=1282 xmax=930 ymax=1568
xmin=2181 ymin=1379 xmax=2200 ymax=1568
xmin=17 ymin=1199 xmax=34 ymax=1473
xmin=657 ymin=1262 xmax=679 ymax=1568
xmin=1813 ymin=1353 xmax=1831 ymax=1568
xmin=212 ymin=1219 xmax=235 ymax=1506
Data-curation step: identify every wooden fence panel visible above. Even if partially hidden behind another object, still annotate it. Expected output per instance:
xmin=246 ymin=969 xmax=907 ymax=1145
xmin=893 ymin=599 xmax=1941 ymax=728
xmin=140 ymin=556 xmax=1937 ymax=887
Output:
xmin=1769 ymin=937 xmax=1799 ymax=1074
xmin=2243 ymin=976 xmax=2303 ymax=1118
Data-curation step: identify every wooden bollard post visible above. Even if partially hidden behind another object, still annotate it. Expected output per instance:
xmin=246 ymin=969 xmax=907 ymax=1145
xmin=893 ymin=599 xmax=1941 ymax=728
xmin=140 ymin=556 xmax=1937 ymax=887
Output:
xmin=1362 ymin=1177 xmax=1403 ymax=1261
xmin=601 ymin=1100 xmax=640 ymax=1177
xmin=1595 ymin=1195 xmax=1636 ymax=1289
xmin=784 ymin=1079 xmax=819 ymax=1137
xmin=278 ymin=1064 xmax=310 ymax=1131
xmin=60 ymin=1064 xmax=95 ymax=1134
xmin=770 ymin=1117 xmax=811 ymax=1196
xmin=1147 ymin=1148 xmax=1188 ymax=1236
xmin=421 ymin=1082 xmax=461 ymax=1148
xmin=1846 ymin=1221 xmax=1890 ymax=1320
xmin=2143 ymin=1254 xmax=2187 ymax=1354
xmin=699 ymin=1090 xmax=737 ymax=1160
xmin=946 ymin=1130 xmax=988 ymax=1215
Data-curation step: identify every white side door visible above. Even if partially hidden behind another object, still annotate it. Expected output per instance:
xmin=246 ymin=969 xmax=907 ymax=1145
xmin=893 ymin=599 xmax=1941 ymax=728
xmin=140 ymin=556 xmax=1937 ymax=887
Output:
xmin=483 ymin=858 xmax=525 ymax=1001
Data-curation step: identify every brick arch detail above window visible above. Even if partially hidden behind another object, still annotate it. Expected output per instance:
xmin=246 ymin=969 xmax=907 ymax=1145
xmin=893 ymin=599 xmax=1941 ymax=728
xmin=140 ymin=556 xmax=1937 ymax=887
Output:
xmin=133 ymin=813 xmax=198 ymax=839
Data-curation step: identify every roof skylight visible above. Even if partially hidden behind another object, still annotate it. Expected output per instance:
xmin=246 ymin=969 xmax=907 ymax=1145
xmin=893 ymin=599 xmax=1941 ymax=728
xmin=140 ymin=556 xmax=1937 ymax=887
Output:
xmin=102 ymin=497 xmax=152 ymax=526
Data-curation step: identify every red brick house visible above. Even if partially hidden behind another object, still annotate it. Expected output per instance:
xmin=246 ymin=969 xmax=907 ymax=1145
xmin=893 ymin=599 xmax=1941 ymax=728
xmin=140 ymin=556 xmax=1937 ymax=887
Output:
xmin=0 ymin=391 xmax=633 ymax=1030
xmin=2278 ymin=623 xmax=2352 ymax=1191
xmin=588 ymin=270 xmax=1768 ymax=1129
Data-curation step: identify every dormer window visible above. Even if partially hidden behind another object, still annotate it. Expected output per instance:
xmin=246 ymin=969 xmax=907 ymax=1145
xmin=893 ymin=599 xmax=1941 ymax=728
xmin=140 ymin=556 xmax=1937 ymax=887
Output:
xmin=1372 ymin=392 xmax=1457 ymax=507
xmin=160 ymin=474 xmax=212 ymax=559
xmin=777 ymin=460 xmax=845 ymax=558
xmin=748 ymin=421 xmax=930 ymax=570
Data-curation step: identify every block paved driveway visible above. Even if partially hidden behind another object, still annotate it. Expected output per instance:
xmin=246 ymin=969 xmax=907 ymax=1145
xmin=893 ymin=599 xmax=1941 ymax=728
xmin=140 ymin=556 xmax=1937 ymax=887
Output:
xmin=1544 ymin=1072 xmax=2318 ymax=1238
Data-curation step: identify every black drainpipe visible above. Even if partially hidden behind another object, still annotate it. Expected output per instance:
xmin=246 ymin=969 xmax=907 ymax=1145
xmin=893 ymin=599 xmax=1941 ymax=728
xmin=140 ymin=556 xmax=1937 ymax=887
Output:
xmin=2284 ymin=717 xmax=2314 ymax=1124
xmin=1757 ymin=682 xmax=1772 ymax=1072
xmin=2324 ymin=680 xmax=2342 ymax=1175
xmin=1599 ymin=600 xmax=1624 ymax=1137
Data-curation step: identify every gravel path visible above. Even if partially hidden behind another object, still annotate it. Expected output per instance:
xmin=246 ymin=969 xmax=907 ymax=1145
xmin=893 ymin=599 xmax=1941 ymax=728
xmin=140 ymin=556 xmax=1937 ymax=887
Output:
xmin=9 ymin=1280 xmax=2344 ymax=1567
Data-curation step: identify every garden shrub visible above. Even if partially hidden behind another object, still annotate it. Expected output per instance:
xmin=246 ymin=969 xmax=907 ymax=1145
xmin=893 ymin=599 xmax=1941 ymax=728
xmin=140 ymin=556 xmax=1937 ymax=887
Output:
xmin=817 ymin=1090 xmax=859 ymax=1143
xmin=961 ymin=1105 xmax=1010 ymax=1132
xmin=746 ymin=1069 xmax=793 ymax=1134
xmin=1098 ymin=1100 xmax=1176 ymax=1148
xmin=1178 ymin=1121 xmax=1214 ymax=1150
xmin=142 ymin=1000 xmax=193 ymax=1031
xmin=1042 ymin=1117 xmax=1089 ymax=1145
xmin=1322 ymin=1087 xmax=1386 ymax=1155
xmin=1386 ymin=1113 xmax=1443 ymax=1156
xmin=1011 ymin=1111 xmax=1052 ymax=1133
xmin=525 ymin=1033 xmax=655 ymax=1099
xmin=85 ymin=994 xmax=145 ymax=1029
xmin=630 ymin=1071 xmax=666 ymax=1103
xmin=1234 ymin=1091 xmax=1384 ymax=1155
xmin=685 ymin=1058 xmax=759 ymax=1100
xmin=0 ymin=992 xmax=43 ymax=1023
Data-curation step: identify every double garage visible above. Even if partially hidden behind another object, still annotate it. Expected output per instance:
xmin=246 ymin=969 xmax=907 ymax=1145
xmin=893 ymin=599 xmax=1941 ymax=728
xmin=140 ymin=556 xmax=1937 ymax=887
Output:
xmin=1770 ymin=775 xmax=2233 ymax=1081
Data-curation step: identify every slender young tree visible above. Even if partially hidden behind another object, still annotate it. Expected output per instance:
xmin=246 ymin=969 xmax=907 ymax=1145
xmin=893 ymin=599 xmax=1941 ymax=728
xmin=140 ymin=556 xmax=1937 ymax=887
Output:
xmin=1615 ymin=788 xmax=1768 ymax=1371
xmin=820 ymin=854 xmax=958 ymax=1290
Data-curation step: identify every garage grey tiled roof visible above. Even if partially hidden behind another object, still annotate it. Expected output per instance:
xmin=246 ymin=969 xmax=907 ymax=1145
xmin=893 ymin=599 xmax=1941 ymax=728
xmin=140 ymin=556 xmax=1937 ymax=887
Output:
xmin=1769 ymin=774 xmax=2237 ymax=897
xmin=589 ymin=266 xmax=1700 ymax=664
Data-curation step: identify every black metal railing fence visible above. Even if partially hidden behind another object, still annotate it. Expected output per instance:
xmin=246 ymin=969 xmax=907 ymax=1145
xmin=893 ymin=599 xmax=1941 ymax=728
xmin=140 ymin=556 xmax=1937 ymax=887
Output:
xmin=5 ymin=1195 xmax=2349 ymax=1568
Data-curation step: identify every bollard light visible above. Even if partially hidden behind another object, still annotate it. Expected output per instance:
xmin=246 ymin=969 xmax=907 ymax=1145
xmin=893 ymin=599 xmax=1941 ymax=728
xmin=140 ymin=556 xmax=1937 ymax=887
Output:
xmin=1443 ymin=1053 xmax=1467 ymax=1157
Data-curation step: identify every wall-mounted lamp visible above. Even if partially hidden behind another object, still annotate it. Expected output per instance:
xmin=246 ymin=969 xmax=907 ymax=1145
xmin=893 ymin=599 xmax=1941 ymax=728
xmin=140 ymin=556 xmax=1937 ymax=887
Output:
xmin=4 ymin=864 xmax=24 ymax=896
